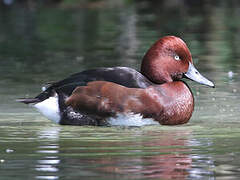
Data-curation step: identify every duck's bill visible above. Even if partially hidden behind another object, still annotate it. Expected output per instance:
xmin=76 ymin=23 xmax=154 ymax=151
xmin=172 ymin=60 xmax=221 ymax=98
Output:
xmin=184 ymin=62 xmax=215 ymax=88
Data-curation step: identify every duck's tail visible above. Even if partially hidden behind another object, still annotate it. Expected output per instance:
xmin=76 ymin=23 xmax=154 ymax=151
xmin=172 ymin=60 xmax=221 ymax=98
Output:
xmin=17 ymin=86 xmax=55 ymax=104
xmin=16 ymin=98 xmax=41 ymax=104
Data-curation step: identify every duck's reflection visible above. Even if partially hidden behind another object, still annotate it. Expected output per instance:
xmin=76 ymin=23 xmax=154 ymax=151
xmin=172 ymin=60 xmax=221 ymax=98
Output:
xmin=94 ymin=130 xmax=193 ymax=179
xmin=35 ymin=126 xmax=61 ymax=180
xmin=34 ymin=126 xmax=215 ymax=179
xmin=58 ymin=129 xmax=195 ymax=179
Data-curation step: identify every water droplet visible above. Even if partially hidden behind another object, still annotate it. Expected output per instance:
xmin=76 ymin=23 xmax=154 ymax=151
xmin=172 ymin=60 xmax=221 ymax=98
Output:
xmin=228 ymin=71 xmax=234 ymax=78
xmin=6 ymin=149 xmax=14 ymax=153
xmin=76 ymin=56 xmax=84 ymax=62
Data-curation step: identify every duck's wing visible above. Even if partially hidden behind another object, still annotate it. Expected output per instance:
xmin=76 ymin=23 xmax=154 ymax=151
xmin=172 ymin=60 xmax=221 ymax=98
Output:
xmin=19 ymin=67 xmax=153 ymax=104
xmin=65 ymin=81 xmax=162 ymax=120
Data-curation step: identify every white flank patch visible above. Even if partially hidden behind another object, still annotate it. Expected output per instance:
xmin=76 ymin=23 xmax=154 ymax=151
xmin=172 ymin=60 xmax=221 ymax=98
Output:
xmin=108 ymin=113 xmax=159 ymax=127
xmin=33 ymin=95 xmax=60 ymax=124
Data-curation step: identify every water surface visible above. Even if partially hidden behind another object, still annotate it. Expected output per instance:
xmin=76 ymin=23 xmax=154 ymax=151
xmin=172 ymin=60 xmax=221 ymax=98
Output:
xmin=1 ymin=1 xmax=240 ymax=179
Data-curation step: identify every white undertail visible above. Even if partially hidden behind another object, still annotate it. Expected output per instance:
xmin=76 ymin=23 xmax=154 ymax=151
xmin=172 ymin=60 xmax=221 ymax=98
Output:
xmin=33 ymin=95 xmax=61 ymax=124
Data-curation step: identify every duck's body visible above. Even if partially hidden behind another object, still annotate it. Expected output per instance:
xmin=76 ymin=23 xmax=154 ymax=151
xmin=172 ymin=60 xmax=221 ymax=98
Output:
xmin=65 ymin=80 xmax=194 ymax=125
xmin=22 ymin=67 xmax=155 ymax=126
xmin=18 ymin=36 xmax=214 ymax=126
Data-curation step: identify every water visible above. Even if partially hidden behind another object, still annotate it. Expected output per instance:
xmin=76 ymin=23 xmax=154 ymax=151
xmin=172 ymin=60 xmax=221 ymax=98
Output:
xmin=1 ymin=1 xmax=240 ymax=179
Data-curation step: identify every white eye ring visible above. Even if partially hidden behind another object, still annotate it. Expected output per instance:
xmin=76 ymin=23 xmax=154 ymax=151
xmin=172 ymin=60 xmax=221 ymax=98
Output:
xmin=174 ymin=55 xmax=180 ymax=61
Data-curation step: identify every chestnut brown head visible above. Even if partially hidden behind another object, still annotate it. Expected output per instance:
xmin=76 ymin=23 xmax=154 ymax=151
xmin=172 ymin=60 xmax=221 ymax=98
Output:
xmin=141 ymin=36 xmax=214 ymax=87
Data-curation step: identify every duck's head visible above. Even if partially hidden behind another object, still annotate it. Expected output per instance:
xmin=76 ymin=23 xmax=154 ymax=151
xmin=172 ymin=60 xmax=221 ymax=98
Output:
xmin=141 ymin=36 xmax=214 ymax=87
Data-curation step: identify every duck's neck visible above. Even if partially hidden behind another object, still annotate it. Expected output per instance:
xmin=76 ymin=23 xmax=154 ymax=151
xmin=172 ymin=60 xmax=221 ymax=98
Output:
xmin=140 ymin=41 xmax=173 ymax=84
xmin=141 ymin=57 xmax=173 ymax=84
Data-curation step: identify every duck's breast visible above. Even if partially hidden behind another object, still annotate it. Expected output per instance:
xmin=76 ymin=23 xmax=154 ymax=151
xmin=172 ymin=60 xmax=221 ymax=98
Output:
xmin=151 ymin=81 xmax=194 ymax=125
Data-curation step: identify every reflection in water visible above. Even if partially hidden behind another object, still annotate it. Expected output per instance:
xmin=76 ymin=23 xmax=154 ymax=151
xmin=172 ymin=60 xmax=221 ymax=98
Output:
xmin=35 ymin=127 xmax=61 ymax=180
xmin=37 ymin=127 xmax=61 ymax=141
xmin=188 ymin=138 xmax=215 ymax=179
xmin=190 ymin=154 xmax=215 ymax=179
xmin=35 ymin=176 xmax=59 ymax=180
xmin=55 ymin=129 xmax=214 ymax=179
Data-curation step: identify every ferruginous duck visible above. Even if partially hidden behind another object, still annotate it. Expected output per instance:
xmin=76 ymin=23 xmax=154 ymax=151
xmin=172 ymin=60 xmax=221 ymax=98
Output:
xmin=18 ymin=36 xmax=214 ymax=126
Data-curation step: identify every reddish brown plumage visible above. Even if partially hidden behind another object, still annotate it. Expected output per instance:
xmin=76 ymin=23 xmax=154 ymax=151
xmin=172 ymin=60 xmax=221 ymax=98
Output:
xmin=141 ymin=36 xmax=192 ymax=84
xmin=64 ymin=36 xmax=197 ymax=125
xmin=19 ymin=35 xmax=213 ymax=126
xmin=65 ymin=80 xmax=194 ymax=125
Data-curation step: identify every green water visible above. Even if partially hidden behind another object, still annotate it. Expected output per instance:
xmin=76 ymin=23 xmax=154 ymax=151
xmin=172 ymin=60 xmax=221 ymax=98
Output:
xmin=1 ymin=1 xmax=240 ymax=179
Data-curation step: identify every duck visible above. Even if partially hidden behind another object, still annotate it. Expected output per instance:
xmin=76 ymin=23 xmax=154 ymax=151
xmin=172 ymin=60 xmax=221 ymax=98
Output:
xmin=18 ymin=36 xmax=214 ymax=126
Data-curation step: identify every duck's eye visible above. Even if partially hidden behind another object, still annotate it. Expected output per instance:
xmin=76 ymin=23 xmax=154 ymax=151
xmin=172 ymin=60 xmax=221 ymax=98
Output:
xmin=174 ymin=55 xmax=180 ymax=61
